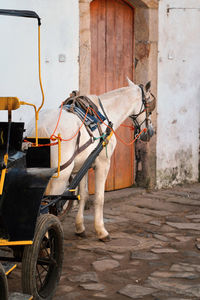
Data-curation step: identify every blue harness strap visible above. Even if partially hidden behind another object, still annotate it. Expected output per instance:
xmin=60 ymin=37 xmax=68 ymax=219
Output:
xmin=63 ymin=104 xmax=106 ymax=132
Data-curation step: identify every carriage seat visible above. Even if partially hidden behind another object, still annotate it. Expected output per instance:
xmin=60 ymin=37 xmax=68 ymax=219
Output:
xmin=26 ymin=167 xmax=56 ymax=178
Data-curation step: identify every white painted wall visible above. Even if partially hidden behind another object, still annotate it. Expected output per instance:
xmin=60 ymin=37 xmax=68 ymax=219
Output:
xmin=0 ymin=0 xmax=79 ymax=125
xmin=157 ymin=0 xmax=200 ymax=188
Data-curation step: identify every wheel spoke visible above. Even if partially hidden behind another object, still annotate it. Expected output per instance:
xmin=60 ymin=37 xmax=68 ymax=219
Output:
xmin=50 ymin=235 xmax=55 ymax=257
xmin=36 ymin=264 xmax=49 ymax=290
xmin=36 ymin=265 xmax=43 ymax=290
xmin=37 ymin=264 xmax=49 ymax=273
xmin=39 ymin=234 xmax=51 ymax=259
xmin=36 ymin=267 xmax=47 ymax=280
xmin=43 ymin=245 xmax=50 ymax=258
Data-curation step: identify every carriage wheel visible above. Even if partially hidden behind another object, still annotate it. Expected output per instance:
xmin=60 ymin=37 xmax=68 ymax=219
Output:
xmin=49 ymin=199 xmax=73 ymax=221
xmin=0 ymin=262 xmax=8 ymax=300
xmin=22 ymin=214 xmax=64 ymax=300
xmin=57 ymin=199 xmax=73 ymax=221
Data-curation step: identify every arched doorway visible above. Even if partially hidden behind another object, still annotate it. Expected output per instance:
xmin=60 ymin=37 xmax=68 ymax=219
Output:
xmin=89 ymin=0 xmax=135 ymax=192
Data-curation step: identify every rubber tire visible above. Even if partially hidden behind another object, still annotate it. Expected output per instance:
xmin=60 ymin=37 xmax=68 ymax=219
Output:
xmin=22 ymin=214 xmax=64 ymax=300
xmin=0 ymin=262 xmax=8 ymax=300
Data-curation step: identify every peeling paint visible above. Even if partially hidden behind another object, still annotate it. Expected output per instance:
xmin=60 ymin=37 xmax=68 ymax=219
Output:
xmin=157 ymin=148 xmax=194 ymax=188
xmin=136 ymin=41 xmax=151 ymax=61
xmin=179 ymin=107 xmax=187 ymax=114
xmin=167 ymin=7 xmax=200 ymax=16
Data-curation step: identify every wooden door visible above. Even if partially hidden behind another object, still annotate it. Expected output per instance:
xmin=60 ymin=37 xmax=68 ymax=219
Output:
xmin=89 ymin=0 xmax=135 ymax=192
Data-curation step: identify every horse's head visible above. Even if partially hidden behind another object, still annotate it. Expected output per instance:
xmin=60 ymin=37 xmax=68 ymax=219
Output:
xmin=128 ymin=79 xmax=156 ymax=142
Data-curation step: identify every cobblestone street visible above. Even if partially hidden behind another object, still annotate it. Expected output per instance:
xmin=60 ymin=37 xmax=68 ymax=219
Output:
xmin=54 ymin=183 xmax=200 ymax=300
xmin=6 ymin=183 xmax=200 ymax=299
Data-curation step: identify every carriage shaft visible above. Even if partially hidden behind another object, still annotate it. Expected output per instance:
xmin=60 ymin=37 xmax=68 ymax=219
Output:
xmin=69 ymin=141 xmax=104 ymax=190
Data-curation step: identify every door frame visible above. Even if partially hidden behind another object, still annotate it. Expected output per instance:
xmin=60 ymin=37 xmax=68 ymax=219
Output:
xmin=79 ymin=0 xmax=158 ymax=187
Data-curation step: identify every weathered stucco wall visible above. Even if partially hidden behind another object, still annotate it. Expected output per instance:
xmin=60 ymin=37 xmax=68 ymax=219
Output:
xmin=0 ymin=0 xmax=79 ymax=124
xmin=157 ymin=0 xmax=200 ymax=188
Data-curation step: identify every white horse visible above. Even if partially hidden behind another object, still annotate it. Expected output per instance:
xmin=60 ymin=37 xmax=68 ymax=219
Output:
xmin=27 ymin=79 xmax=155 ymax=241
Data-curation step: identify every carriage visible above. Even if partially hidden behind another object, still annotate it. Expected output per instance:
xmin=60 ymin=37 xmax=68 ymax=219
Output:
xmin=0 ymin=9 xmax=116 ymax=300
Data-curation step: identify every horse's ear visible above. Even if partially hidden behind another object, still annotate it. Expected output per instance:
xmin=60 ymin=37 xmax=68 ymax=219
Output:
xmin=145 ymin=81 xmax=151 ymax=92
xmin=127 ymin=77 xmax=135 ymax=87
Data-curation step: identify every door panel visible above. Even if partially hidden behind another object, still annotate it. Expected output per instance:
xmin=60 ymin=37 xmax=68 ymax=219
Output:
xmin=89 ymin=0 xmax=135 ymax=192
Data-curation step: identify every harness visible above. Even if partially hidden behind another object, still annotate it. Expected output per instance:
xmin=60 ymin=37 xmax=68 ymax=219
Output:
xmin=59 ymin=93 xmax=110 ymax=171
xmin=130 ymin=85 xmax=155 ymax=136
xmin=62 ymin=93 xmax=106 ymax=136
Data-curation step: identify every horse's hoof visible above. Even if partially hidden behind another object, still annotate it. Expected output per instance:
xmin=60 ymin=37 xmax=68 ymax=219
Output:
xmin=99 ymin=235 xmax=111 ymax=242
xmin=75 ymin=231 xmax=87 ymax=238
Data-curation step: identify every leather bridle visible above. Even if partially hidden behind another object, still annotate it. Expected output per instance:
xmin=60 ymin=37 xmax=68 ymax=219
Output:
xmin=130 ymin=84 xmax=155 ymax=137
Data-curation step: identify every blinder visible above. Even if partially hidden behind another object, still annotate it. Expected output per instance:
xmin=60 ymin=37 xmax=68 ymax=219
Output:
xmin=130 ymin=84 xmax=156 ymax=141
xmin=145 ymin=93 xmax=156 ymax=114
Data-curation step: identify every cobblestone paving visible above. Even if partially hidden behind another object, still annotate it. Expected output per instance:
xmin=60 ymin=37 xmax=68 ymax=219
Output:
xmin=53 ymin=183 xmax=200 ymax=300
xmin=7 ymin=183 xmax=200 ymax=299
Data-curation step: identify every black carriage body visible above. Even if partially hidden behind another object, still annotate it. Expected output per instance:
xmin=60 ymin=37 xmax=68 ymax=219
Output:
xmin=26 ymin=138 xmax=51 ymax=168
xmin=0 ymin=122 xmax=24 ymax=152
xmin=0 ymin=122 xmax=54 ymax=242
xmin=0 ymin=168 xmax=54 ymax=241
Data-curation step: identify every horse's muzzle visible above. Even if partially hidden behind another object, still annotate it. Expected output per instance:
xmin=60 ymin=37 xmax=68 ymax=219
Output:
xmin=140 ymin=124 xmax=154 ymax=142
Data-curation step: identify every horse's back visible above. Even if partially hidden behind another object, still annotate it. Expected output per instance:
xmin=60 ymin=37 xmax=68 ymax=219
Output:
xmin=27 ymin=108 xmax=82 ymax=139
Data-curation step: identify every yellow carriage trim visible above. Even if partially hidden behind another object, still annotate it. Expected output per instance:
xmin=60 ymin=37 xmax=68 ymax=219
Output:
xmin=5 ymin=263 xmax=17 ymax=276
xmin=52 ymin=133 xmax=61 ymax=178
xmin=0 ymin=97 xmax=21 ymax=110
xmin=0 ymin=239 xmax=33 ymax=246
xmin=0 ymin=153 xmax=8 ymax=195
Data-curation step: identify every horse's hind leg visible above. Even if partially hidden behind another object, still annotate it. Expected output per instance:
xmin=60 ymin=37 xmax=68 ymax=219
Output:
xmin=94 ymin=158 xmax=111 ymax=241
xmin=75 ymin=174 xmax=88 ymax=237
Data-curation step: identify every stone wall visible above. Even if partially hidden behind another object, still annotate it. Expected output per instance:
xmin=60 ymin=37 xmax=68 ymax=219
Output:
xmin=133 ymin=5 xmax=158 ymax=188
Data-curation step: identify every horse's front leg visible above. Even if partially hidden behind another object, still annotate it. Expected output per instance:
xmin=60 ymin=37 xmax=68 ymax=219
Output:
xmin=75 ymin=174 xmax=88 ymax=237
xmin=45 ymin=166 xmax=74 ymax=195
xmin=94 ymin=158 xmax=111 ymax=241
